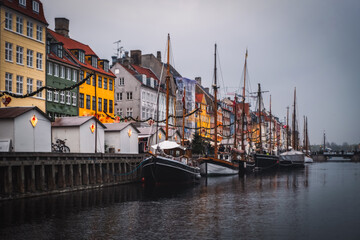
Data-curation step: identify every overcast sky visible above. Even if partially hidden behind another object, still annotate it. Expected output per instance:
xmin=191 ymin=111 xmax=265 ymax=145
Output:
xmin=43 ymin=0 xmax=360 ymax=145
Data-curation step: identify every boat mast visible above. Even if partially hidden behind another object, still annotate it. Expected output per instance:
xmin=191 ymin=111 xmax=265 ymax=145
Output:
xmin=258 ymin=83 xmax=262 ymax=153
xmin=269 ymin=95 xmax=272 ymax=154
xmin=292 ymin=87 xmax=296 ymax=150
xmin=241 ymin=50 xmax=248 ymax=159
xmin=233 ymin=94 xmax=237 ymax=151
xmin=182 ymin=87 xmax=186 ymax=147
xmin=213 ymin=44 xmax=218 ymax=159
xmin=286 ymin=106 xmax=289 ymax=151
xmin=165 ymin=34 xmax=170 ymax=140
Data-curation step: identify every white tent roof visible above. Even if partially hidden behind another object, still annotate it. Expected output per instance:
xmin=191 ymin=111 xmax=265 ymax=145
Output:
xmin=280 ymin=150 xmax=304 ymax=156
xmin=151 ymin=140 xmax=185 ymax=150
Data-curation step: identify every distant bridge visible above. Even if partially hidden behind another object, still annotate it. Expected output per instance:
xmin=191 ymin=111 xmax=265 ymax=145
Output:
xmin=312 ymin=151 xmax=359 ymax=162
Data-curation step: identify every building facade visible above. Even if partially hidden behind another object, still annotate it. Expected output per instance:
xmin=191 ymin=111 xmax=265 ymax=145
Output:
xmin=46 ymin=28 xmax=80 ymax=119
xmin=0 ymin=0 xmax=48 ymax=111
xmin=49 ymin=18 xmax=115 ymax=123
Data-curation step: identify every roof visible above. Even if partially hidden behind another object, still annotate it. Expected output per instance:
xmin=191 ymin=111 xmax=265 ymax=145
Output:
xmin=104 ymin=122 xmax=140 ymax=133
xmin=52 ymin=116 xmax=106 ymax=128
xmin=131 ymin=65 xmax=159 ymax=81
xmin=0 ymin=106 xmax=51 ymax=121
xmin=195 ymin=93 xmax=204 ymax=103
xmin=48 ymin=29 xmax=115 ymax=78
xmin=137 ymin=126 xmax=165 ymax=136
xmin=0 ymin=0 xmax=48 ymax=25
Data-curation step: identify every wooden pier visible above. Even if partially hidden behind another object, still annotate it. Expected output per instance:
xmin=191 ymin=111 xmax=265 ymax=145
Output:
xmin=0 ymin=153 xmax=145 ymax=201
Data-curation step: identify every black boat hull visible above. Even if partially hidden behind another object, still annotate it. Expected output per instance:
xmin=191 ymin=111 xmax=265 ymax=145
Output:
xmin=239 ymin=154 xmax=279 ymax=173
xmin=142 ymin=156 xmax=201 ymax=185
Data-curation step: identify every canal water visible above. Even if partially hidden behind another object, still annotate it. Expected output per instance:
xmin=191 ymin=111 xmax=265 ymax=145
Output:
xmin=1 ymin=162 xmax=359 ymax=240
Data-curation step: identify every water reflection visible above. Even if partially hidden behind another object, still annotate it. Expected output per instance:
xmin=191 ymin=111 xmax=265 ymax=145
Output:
xmin=1 ymin=163 xmax=359 ymax=240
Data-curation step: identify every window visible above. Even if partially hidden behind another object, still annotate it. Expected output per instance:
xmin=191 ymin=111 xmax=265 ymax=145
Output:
xmin=104 ymin=61 xmax=109 ymax=72
xmin=60 ymin=66 xmax=65 ymax=78
xmin=5 ymin=73 xmax=13 ymax=92
xmin=73 ymin=70 xmax=78 ymax=82
xmin=60 ymin=91 xmax=65 ymax=103
xmin=66 ymin=68 xmax=71 ymax=80
xmin=72 ymin=92 xmax=77 ymax=106
xmin=119 ymin=77 xmax=124 ymax=85
xmin=47 ymin=62 xmax=53 ymax=75
xmin=79 ymin=51 xmax=85 ymax=63
xmin=80 ymin=70 xmax=84 ymax=81
xmin=114 ymin=69 xmax=119 ymax=74
xmin=92 ymin=75 xmax=96 ymax=86
xmin=126 ymin=92 xmax=132 ymax=100
xmin=86 ymin=95 xmax=91 ymax=109
xmin=26 ymin=21 xmax=33 ymax=38
xmin=92 ymin=96 xmax=96 ymax=110
xmin=5 ymin=12 xmax=12 ymax=30
xmin=86 ymin=72 xmax=91 ymax=85
xmin=66 ymin=91 xmax=71 ymax=105
xmin=92 ymin=56 xmax=97 ymax=68
xmin=33 ymin=1 xmax=39 ymax=13
xmin=36 ymin=25 xmax=42 ymax=41
xmin=109 ymin=79 xmax=113 ymax=91
xmin=47 ymin=90 xmax=53 ymax=101
xmin=103 ymin=99 xmax=108 ymax=113
xmin=19 ymin=0 xmax=26 ymax=7
xmin=27 ymin=78 xmax=33 ymax=94
xmin=142 ymin=107 xmax=146 ymax=119
xmin=16 ymin=16 xmax=23 ymax=34
xmin=27 ymin=49 xmax=33 ymax=67
xmin=57 ymin=44 xmax=63 ymax=58
xmin=16 ymin=75 xmax=23 ymax=94
xmin=98 ymin=76 xmax=102 ymax=88
xmin=116 ymin=92 xmax=122 ymax=101
xmin=36 ymin=80 xmax=42 ymax=97
xmin=79 ymin=93 xmax=84 ymax=108
xmin=109 ymin=100 xmax=113 ymax=113
xmin=98 ymin=98 xmax=102 ymax=112
xmin=126 ymin=108 xmax=133 ymax=117
xmin=36 ymin=52 xmax=42 ymax=70
xmin=16 ymin=46 xmax=23 ymax=65
xmin=5 ymin=42 xmax=13 ymax=62
xmin=54 ymin=91 xmax=59 ymax=102
xmin=54 ymin=64 xmax=59 ymax=76
xmin=104 ymin=78 xmax=107 ymax=89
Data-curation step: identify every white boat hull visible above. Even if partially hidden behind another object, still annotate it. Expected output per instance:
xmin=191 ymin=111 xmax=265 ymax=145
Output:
xmin=200 ymin=162 xmax=238 ymax=176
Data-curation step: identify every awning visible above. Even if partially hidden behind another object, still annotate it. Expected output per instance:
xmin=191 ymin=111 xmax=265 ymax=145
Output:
xmin=151 ymin=140 xmax=185 ymax=150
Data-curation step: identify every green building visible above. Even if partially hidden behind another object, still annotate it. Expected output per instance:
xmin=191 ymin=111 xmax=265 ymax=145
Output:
xmin=45 ymin=28 xmax=80 ymax=119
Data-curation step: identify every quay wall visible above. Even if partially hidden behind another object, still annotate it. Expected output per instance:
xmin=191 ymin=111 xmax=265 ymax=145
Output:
xmin=0 ymin=152 xmax=145 ymax=201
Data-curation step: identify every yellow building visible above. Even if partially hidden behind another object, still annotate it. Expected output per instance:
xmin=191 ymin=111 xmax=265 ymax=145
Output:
xmin=0 ymin=0 xmax=48 ymax=111
xmin=49 ymin=19 xmax=115 ymax=123
xmin=195 ymin=93 xmax=211 ymax=139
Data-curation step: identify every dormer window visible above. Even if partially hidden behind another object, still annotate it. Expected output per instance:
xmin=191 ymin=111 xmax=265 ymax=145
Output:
xmin=32 ymin=1 xmax=39 ymax=13
xmin=103 ymin=61 xmax=109 ymax=72
xmin=19 ymin=0 xmax=26 ymax=7
xmin=57 ymin=44 xmax=63 ymax=58
xmin=92 ymin=56 xmax=97 ymax=68
xmin=78 ymin=50 xmax=85 ymax=63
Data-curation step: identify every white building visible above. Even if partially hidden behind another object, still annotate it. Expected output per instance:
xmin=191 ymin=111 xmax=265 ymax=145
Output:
xmin=0 ymin=107 xmax=52 ymax=152
xmin=137 ymin=126 xmax=166 ymax=153
xmin=52 ymin=116 xmax=106 ymax=153
xmin=104 ymin=122 xmax=140 ymax=154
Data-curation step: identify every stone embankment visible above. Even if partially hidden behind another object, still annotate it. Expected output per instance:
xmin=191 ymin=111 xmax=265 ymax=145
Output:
xmin=0 ymin=152 xmax=145 ymax=201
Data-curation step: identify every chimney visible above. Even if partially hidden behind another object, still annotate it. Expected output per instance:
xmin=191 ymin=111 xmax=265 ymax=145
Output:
xmin=125 ymin=51 xmax=129 ymax=58
xmin=130 ymin=50 xmax=142 ymax=65
xmin=111 ymin=56 xmax=117 ymax=66
xmin=195 ymin=77 xmax=201 ymax=86
xmin=157 ymin=51 xmax=161 ymax=62
xmin=55 ymin=18 xmax=69 ymax=37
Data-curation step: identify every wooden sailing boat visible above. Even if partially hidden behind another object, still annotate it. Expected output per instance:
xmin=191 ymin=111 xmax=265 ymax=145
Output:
xmin=141 ymin=34 xmax=201 ymax=185
xmin=279 ymin=87 xmax=305 ymax=167
xmin=197 ymin=44 xmax=239 ymax=176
